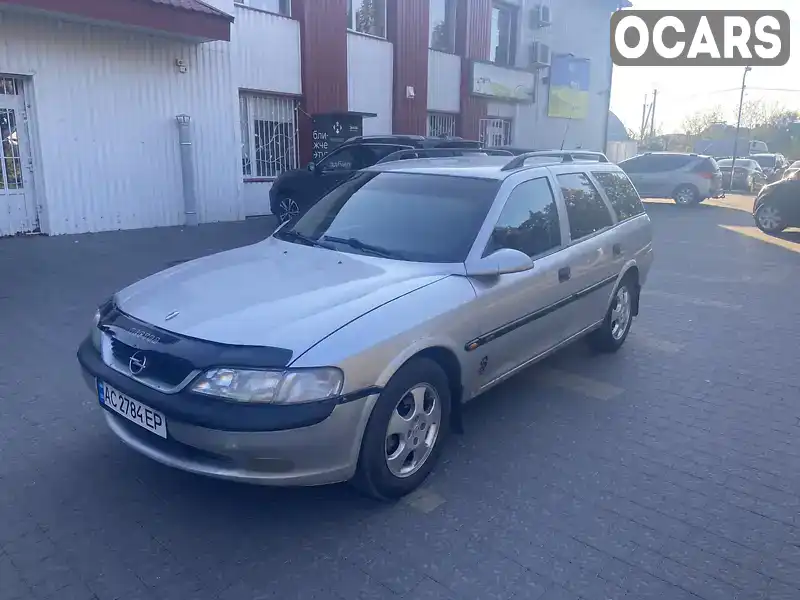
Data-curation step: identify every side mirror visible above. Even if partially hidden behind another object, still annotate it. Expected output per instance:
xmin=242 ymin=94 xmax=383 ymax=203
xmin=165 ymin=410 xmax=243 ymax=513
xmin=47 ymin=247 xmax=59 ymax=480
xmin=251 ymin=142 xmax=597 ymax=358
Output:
xmin=307 ymin=162 xmax=316 ymax=172
xmin=465 ymin=248 xmax=534 ymax=278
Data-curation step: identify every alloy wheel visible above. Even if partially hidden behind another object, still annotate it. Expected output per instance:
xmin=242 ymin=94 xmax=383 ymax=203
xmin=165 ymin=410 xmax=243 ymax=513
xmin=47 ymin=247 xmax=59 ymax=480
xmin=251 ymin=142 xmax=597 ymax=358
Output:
xmin=757 ymin=205 xmax=782 ymax=232
xmin=610 ymin=286 xmax=632 ymax=341
xmin=675 ymin=188 xmax=696 ymax=205
xmin=278 ymin=198 xmax=300 ymax=223
xmin=384 ymin=384 xmax=441 ymax=478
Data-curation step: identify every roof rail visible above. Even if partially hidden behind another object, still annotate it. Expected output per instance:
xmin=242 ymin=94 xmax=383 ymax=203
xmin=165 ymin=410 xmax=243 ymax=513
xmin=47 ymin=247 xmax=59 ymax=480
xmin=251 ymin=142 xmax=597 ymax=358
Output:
xmin=500 ymin=150 xmax=610 ymax=171
xmin=375 ymin=147 xmax=511 ymax=165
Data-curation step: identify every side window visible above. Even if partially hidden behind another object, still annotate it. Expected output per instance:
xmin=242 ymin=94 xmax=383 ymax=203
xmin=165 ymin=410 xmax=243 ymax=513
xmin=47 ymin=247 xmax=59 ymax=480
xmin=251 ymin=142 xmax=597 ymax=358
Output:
xmin=318 ymin=146 xmax=362 ymax=172
xmin=485 ymin=177 xmax=561 ymax=258
xmin=592 ymin=171 xmax=645 ymax=221
xmin=618 ymin=156 xmax=642 ymax=173
xmin=361 ymin=144 xmax=409 ymax=166
xmin=652 ymin=154 xmax=693 ymax=171
xmin=557 ymin=172 xmax=613 ymax=241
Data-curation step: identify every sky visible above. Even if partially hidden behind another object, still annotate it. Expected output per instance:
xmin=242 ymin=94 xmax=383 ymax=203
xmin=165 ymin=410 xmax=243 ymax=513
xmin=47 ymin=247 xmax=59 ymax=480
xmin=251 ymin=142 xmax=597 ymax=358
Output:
xmin=609 ymin=0 xmax=800 ymax=135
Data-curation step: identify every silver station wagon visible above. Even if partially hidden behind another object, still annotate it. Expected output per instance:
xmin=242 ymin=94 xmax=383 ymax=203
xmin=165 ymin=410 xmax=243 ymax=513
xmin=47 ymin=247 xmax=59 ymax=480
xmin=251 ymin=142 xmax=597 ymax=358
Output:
xmin=78 ymin=151 xmax=654 ymax=500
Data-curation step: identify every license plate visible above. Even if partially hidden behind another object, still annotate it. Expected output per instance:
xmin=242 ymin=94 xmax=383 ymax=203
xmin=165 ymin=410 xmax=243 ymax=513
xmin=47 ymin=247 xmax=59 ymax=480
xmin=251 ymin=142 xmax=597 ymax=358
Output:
xmin=97 ymin=380 xmax=167 ymax=439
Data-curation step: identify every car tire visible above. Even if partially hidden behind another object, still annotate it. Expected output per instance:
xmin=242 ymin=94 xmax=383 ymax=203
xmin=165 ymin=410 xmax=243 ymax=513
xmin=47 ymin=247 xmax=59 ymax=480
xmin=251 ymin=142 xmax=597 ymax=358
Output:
xmin=352 ymin=357 xmax=451 ymax=501
xmin=754 ymin=203 xmax=787 ymax=234
xmin=673 ymin=184 xmax=700 ymax=206
xmin=274 ymin=195 xmax=301 ymax=225
xmin=588 ymin=276 xmax=636 ymax=353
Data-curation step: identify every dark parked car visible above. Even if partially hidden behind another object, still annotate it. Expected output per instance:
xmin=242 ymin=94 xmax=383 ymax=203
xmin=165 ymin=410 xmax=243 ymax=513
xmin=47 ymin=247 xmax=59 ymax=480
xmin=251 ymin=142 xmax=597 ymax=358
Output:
xmin=269 ymin=135 xmax=488 ymax=222
xmin=618 ymin=152 xmax=724 ymax=205
xmin=750 ymin=153 xmax=790 ymax=183
xmin=716 ymin=158 xmax=766 ymax=193
xmin=753 ymin=175 xmax=800 ymax=234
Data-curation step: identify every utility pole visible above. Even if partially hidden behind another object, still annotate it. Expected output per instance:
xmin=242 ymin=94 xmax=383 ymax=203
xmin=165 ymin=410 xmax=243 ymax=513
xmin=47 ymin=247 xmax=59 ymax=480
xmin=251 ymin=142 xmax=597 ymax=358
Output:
xmin=649 ymin=89 xmax=658 ymax=140
xmin=640 ymin=94 xmax=649 ymax=142
xmin=730 ymin=66 xmax=752 ymax=190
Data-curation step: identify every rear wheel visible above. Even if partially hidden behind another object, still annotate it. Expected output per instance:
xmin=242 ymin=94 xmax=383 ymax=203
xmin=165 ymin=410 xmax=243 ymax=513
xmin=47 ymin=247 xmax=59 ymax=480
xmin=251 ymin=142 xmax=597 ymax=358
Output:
xmin=352 ymin=358 xmax=451 ymax=501
xmin=673 ymin=184 xmax=700 ymax=206
xmin=755 ymin=203 xmax=786 ymax=234
xmin=588 ymin=278 xmax=636 ymax=353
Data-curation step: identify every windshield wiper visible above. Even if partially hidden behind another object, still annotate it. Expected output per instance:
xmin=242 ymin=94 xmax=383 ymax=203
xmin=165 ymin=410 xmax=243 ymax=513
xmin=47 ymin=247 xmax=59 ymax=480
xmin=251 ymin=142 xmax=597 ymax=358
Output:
xmin=275 ymin=230 xmax=327 ymax=248
xmin=320 ymin=235 xmax=403 ymax=259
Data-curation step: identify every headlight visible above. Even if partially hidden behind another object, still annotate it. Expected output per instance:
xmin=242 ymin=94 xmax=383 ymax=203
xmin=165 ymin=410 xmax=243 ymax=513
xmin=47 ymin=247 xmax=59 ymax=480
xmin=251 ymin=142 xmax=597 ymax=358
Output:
xmin=190 ymin=367 xmax=344 ymax=404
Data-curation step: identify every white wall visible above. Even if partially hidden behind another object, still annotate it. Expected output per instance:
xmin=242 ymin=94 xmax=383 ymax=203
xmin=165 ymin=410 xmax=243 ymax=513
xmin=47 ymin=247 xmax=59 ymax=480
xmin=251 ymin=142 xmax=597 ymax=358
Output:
xmin=427 ymin=50 xmax=461 ymax=114
xmin=481 ymin=0 xmax=614 ymax=151
xmin=0 ymin=11 xmax=241 ymax=234
xmin=347 ymin=33 xmax=393 ymax=135
xmin=511 ymin=0 xmax=615 ymax=151
xmin=231 ymin=6 xmax=301 ymax=95
xmin=231 ymin=5 xmax=302 ymax=217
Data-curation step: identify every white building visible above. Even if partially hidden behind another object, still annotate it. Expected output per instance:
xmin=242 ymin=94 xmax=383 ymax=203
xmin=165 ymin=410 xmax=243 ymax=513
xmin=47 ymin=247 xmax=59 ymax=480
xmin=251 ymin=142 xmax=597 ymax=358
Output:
xmin=0 ymin=0 xmax=626 ymax=236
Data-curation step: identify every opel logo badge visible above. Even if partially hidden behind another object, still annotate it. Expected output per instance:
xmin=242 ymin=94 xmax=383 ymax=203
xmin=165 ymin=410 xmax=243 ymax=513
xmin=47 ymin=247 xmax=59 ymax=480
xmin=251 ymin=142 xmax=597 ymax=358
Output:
xmin=129 ymin=351 xmax=147 ymax=375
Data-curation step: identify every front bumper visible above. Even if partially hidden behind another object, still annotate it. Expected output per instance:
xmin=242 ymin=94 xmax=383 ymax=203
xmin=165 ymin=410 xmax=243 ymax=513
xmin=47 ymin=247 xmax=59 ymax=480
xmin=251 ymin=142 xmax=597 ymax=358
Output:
xmin=78 ymin=339 xmax=377 ymax=486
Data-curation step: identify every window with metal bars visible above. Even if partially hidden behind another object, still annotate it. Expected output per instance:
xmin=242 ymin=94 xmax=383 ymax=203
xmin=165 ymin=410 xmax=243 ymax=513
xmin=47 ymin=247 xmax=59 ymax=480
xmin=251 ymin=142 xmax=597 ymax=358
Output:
xmin=0 ymin=77 xmax=20 ymax=95
xmin=239 ymin=92 xmax=299 ymax=179
xmin=479 ymin=118 xmax=513 ymax=147
xmin=427 ymin=113 xmax=457 ymax=138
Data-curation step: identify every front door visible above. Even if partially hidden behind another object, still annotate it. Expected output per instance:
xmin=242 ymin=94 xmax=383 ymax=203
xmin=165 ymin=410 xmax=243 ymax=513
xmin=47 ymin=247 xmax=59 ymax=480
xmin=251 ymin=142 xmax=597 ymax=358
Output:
xmin=469 ymin=176 xmax=571 ymax=389
xmin=0 ymin=76 xmax=37 ymax=235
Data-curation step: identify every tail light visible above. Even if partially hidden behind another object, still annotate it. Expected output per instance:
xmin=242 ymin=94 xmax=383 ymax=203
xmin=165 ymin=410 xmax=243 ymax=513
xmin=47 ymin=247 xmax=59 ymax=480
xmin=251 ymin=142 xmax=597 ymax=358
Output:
xmin=697 ymin=171 xmax=715 ymax=179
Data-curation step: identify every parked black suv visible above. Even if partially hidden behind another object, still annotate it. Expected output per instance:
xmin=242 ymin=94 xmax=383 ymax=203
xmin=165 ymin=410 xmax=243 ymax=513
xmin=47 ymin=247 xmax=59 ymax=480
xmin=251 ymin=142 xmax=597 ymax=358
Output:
xmin=269 ymin=135 xmax=492 ymax=222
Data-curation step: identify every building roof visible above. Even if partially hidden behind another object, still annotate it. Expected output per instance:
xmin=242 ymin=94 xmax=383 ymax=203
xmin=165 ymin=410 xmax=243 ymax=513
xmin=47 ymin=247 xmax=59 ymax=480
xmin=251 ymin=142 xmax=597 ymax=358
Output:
xmin=0 ymin=0 xmax=232 ymax=41
xmin=147 ymin=0 xmax=230 ymax=18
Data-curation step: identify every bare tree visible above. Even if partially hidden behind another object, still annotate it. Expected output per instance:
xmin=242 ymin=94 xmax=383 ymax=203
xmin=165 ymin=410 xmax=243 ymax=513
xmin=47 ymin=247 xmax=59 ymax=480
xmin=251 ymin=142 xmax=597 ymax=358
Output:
xmin=739 ymin=98 xmax=799 ymax=130
xmin=681 ymin=105 xmax=726 ymax=137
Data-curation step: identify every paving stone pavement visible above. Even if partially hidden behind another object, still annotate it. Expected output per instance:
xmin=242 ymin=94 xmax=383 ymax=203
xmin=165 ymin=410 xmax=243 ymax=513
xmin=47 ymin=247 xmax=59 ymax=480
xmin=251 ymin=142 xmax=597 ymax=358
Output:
xmin=1 ymin=198 xmax=799 ymax=600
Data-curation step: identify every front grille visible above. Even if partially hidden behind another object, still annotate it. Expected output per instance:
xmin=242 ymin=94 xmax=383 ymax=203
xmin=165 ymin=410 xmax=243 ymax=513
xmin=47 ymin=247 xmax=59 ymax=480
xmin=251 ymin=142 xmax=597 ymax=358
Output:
xmin=110 ymin=338 xmax=194 ymax=387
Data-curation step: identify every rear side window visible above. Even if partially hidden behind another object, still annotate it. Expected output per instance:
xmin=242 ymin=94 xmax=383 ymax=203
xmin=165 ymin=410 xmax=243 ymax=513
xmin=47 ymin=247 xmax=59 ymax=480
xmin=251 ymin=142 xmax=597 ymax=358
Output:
xmin=651 ymin=154 xmax=693 ymax=171
xmin=485 ymin=177 xmax=561 ymax=258
xmin=691 ymin=157 xmax=719 ymax=173
xmin=592 ymin=171 xmax=645 ymax=221
xmin=557 ymin=173 xmax=613 ymax=241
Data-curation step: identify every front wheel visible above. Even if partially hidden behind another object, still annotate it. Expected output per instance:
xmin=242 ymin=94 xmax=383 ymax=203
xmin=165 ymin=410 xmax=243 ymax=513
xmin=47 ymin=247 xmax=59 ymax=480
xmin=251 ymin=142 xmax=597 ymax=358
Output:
xmin=275 ymin=196 xmax=300 ymax=224
xmin=755 ymin=203 xmax=786 ymax=234
xmin=673 ymin=185 xmax=700 ymax=206
xmin=352 ymin=358 xmax=451 ymax=501
xmin=588 ymin=278 xmax=636 ymax=353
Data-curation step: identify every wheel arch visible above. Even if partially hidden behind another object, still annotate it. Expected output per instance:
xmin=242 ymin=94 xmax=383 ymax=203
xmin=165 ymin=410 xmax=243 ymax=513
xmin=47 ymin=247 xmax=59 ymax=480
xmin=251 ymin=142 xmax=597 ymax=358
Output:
xmin=374 ymin=343 xmax=466 ymax=435
xmin=608 ymin=261 xmax=641 ymax=317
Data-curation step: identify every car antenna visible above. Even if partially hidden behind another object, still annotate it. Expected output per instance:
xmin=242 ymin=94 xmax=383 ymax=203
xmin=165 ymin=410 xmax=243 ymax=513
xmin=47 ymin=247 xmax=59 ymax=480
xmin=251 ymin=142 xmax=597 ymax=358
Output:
xmin=560 ymin=117 xmax=572 ymax=151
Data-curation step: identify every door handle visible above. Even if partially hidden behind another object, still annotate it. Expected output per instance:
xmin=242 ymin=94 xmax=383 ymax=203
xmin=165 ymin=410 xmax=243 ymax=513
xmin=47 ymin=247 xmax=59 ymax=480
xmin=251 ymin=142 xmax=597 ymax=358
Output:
xmin=613 ymin=243 xmax=623 ymax=257
xmin=558 ymin=266 xmax=571 ymax=282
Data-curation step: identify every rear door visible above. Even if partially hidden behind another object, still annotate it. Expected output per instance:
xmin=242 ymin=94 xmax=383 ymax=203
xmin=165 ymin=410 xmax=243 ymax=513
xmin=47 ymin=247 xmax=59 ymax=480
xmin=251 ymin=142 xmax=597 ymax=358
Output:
xmin=649 ymin=154 xmax=695 ymax=197
xmin=551 ymin=170 xmax=620 ymax=338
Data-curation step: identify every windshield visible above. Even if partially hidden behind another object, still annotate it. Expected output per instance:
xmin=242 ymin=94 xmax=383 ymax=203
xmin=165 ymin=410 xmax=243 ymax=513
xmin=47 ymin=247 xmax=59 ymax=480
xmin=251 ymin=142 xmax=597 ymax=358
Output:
xmin=274 ymin=172 xmax=499 ymax=263
xmin=752 ymin=155 xmax=776 ymax=168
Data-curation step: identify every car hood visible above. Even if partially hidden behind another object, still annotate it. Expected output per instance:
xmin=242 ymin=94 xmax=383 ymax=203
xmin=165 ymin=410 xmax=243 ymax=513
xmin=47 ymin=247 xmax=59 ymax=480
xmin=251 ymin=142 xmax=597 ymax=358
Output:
xmin=115 ymin=237 xmax=453 ymax=357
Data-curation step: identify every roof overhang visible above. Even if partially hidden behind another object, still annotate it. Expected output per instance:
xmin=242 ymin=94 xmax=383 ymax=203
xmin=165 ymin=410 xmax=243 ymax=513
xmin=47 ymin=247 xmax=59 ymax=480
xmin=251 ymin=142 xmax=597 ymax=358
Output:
xmin=0 ymin=0 xmax=233 ymax=42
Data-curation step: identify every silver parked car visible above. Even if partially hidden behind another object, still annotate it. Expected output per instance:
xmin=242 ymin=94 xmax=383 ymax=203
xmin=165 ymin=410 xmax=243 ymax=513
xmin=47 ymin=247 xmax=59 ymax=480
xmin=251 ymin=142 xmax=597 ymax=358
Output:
xmin=78 ymin=151 xmax=654 ymax=499
xmin=618 ymin=152 xmax=723 ymax=205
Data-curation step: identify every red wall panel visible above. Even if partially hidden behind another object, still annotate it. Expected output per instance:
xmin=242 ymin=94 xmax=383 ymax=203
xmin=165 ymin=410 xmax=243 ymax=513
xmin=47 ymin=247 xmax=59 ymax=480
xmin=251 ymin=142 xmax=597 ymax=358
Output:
xmin=388 ymin=0 xmax=430 ymax=135
xmin=457 ymin=0 xmax=491 ymax=140
xmin=292 ymin=0 xmax=349 ymax=162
